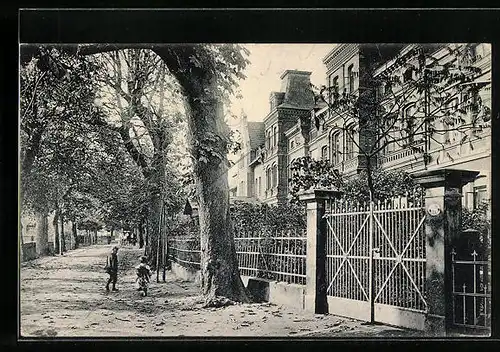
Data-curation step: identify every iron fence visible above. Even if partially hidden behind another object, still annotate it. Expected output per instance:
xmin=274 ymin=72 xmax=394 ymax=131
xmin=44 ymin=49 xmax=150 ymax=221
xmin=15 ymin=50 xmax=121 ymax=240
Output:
xmin=234 ymin=229 xmax=307 ymax=285
xmin=451 ymin=230 xmax=491 ymax=331
xmin=167 ymin=229 xmax=307 ymax=285
xmin=167 ymin=237 xmax=201 ymax=270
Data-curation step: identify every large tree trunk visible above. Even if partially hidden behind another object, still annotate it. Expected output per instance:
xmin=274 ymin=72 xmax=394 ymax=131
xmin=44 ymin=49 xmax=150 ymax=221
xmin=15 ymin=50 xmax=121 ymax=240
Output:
xmin=72 ymin=222 xmax=78 ymax=249
xmin=35 ymin=209 xmax=49 ymax=256
xmin=53 ymin=210 xmax=60 ymax=254
xmin=138 ymin=220 xmax=145 ymax=248
xmin=146 ymin=182 xmax=164 ymax=269
xmin=156 ymin=45 xmax=252 ymax=304
xmin=60 ymin=215 xmax=66 ymax=252
xmin=189 ymin=100 xmax=251 ymax=303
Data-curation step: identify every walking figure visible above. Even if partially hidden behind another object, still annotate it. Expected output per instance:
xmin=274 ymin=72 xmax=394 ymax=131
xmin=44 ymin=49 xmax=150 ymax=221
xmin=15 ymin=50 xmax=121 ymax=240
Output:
xmin=105 ymin=246 xmax=119 ymax=292
xmin=136 ymin=256 xmax=152 ymax=297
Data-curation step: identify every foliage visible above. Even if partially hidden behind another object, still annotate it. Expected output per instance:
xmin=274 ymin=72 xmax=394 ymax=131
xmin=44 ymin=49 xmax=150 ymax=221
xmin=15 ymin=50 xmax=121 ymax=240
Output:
xmin=341 ymin=168 xmax=423 ymax=203
xmin=288 ymin=156 xmax=343 ymax=200
xmin=462 ymin=201 xmax=490 ymax=235
xmin=288 ymin=156 xmax=422 ymax=203
xmin=230 ymin=201 xmax=306 ymax=233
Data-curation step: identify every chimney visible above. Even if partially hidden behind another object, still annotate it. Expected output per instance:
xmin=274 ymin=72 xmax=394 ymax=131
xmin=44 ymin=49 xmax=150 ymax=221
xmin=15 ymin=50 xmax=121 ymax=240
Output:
xmin=279 ymin=70 xmax=314 ymax=109
xmin=269 ymin=92 xmax=286 ymax=112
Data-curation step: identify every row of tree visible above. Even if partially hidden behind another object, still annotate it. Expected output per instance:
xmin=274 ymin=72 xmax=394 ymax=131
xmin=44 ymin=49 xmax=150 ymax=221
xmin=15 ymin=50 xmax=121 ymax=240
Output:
xmin=20 ymin=44 xmax=254 ymax=305
xmin=20 ymin=47 xmax=187 ymax=260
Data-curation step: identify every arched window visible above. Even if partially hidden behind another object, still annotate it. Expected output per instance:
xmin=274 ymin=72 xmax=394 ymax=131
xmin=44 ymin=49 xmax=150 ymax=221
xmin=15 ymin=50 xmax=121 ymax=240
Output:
xmin=347 ymin=64 xmax=355 ymax=93
xmin=272 ymin=163 xmax=278 ymax=188
xmin=344 ymin=130 xmax=355 ymax=160
xmin=331 ymin=132 xmax=341 ymax=165
xmin=266 ymin=167 xmax=271 ymax=190
xmin=273 ymin=126 xmax=278 ymax=147
xmin=329 ymin=75 xmax=339 ymax=104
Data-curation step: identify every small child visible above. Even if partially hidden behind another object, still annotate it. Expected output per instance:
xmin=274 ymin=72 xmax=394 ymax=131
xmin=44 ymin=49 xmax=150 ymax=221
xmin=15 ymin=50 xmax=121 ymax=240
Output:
xmin=135 ymin=256 xmax=152 ymax=297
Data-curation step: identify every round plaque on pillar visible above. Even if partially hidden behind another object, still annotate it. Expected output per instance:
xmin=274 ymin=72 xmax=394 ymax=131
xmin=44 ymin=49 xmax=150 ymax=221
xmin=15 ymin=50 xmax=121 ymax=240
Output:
xmin=427 ymin=203 xmax=441 ymax=216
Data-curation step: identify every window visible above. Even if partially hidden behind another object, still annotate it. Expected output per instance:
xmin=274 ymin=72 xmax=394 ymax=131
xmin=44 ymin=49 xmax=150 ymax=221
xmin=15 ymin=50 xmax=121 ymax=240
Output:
xmin=331 ymin=133 xmax=341 ymax=164
xmin=290 ymin=140 xmax=295 ymax=150
xmin=404 ymin=104 xmax=416 ymax=144
xmin=321 ymin=146 xmax=328 ymax=161
xmin=329 ymin=75 xmax=339 ymax=104
xmin=347 ymin=64 xmax=355 ymax=93
xmin=403 ymin=67 xmax=413 ymax=82
xmin=266 ymin=167 xmax=271 ymax=190
xmin=444 ymin=97 xmax=460 ymax=143
xmin=474 ymin=185 xmax=488 ymax=209
xmin=258 ymin=177 xmax=262 ymax=196
xmin=272 ymin=163 xmax=278 ymax=188
xmin=273 ymin=126 xmax=278 ymax=147
xmin=344 ymin=132 xmax=354 ymax=160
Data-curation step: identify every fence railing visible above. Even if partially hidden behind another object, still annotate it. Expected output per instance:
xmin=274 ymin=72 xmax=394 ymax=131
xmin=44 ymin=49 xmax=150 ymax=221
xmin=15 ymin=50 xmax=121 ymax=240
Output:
xmin=167 ymin=228 xmax=307 ymax=285
xmin=167 ymin=237 xmax=201 ymax=269
xmin=235 ymin=229 xmax=307 ymax=285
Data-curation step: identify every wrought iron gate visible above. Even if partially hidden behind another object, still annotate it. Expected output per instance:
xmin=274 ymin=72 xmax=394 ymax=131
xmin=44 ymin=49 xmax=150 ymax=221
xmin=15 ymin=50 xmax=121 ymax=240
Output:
xmin=324 ymin=197 xmax=427 ymax=330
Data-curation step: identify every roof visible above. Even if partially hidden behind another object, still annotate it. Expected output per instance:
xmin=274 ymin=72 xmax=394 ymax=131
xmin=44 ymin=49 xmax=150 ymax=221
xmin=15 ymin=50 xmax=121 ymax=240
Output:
xmin=247 ymin=121 xmax=265 ymax=149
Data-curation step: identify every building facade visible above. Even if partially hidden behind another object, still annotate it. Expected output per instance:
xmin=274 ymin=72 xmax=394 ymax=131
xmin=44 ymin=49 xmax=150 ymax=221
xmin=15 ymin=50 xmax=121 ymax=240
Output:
xmin=229 ymin=44 xmax=491 ymax=209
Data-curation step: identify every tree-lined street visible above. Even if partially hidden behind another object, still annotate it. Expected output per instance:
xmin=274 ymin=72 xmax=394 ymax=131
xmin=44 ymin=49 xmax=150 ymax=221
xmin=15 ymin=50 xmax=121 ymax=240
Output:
xmin=20 ymin=243 xmax=414 ymax=337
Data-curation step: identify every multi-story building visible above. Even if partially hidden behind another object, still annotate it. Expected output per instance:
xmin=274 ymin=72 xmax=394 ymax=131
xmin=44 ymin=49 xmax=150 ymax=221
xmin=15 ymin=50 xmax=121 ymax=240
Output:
xmin=229 ymin=44 xmax=491 ymax=209
xmin=229 ymin=70 xmax=315 ymax=205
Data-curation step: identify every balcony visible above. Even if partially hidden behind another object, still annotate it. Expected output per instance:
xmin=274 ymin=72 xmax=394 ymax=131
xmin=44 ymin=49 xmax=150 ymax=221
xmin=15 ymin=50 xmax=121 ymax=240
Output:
xmin=379 ymin=143 xmax=424 ymax=169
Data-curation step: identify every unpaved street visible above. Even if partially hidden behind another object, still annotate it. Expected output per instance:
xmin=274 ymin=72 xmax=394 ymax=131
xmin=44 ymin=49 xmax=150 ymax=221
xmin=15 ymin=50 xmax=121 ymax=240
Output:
xmin=20 ymin=244 xmax=414 ymax=337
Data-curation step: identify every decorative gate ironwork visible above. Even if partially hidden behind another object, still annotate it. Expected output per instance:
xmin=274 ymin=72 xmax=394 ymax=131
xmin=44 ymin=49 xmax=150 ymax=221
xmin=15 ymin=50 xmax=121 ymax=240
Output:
xmin=451 ymin=229 xmax=491 ymax=333
xmin=324 ymin=196 xmax=427 ymax=329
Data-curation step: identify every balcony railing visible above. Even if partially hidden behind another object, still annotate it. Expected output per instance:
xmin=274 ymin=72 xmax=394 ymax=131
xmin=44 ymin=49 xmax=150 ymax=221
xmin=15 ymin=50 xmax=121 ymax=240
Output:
xmin=379 ymin=144 xmax=424 ymax=166
xmin=333 ymin=157 xmax=358 ymax=174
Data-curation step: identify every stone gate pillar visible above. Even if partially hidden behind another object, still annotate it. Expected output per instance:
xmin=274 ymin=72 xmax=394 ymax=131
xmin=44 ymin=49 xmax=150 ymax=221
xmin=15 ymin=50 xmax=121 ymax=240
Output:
xmin=298 ymin=189 xmax=342 ymax=314
xmin=413 ymin=169 xmax=479 ymax=336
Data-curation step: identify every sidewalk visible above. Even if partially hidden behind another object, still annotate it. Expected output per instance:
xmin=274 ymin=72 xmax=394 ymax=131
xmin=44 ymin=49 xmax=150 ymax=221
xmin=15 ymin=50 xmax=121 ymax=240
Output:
xmin=20 ymin=244 xmax=416 ymax=337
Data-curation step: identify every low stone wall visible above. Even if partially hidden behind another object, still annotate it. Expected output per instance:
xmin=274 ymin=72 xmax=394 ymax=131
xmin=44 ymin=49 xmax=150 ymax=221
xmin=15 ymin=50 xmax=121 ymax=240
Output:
xmin=170 ymin=262 xmax=201 ymax=284
xmin=21 ymin=242 xmax=37 ymax=262
xmin=241 ymin=276 xmax=306 ymax=310
xmin=168 ymin=265 xmax=306 ymax=309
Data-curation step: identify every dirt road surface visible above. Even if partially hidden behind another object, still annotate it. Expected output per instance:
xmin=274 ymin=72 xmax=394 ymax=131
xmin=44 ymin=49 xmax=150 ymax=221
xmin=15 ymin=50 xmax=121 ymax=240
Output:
xmin=20 ymin=244 xmax=416 ymax=338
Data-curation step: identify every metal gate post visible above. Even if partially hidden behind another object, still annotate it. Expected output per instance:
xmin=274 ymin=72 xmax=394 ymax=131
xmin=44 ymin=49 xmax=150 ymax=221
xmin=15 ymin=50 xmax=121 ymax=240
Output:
xmin=413 ymin=169 xmax=478 ymax=336
xmin=299 ymin=189 xmax=341 ymax=314
xmin=369 ymin=200 xmax=375 ymax=323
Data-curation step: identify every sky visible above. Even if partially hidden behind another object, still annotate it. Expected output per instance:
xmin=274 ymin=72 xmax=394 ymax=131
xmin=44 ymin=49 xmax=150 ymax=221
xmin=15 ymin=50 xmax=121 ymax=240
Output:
xmin=228 ymin=44 xmax=335 ymax=124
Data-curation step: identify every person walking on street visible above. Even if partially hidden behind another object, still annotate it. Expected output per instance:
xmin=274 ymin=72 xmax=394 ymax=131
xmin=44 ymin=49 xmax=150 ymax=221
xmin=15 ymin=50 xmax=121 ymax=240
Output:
xmin=135 ymin=256 xmax=152 ymax=297
xmin=105 ymin=246 xmax=119 ymax=292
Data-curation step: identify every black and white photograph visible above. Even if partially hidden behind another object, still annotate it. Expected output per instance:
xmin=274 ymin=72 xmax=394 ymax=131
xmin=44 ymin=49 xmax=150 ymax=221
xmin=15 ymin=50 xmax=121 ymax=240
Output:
xmin=18 ymin=11 xmax=492 ymax=339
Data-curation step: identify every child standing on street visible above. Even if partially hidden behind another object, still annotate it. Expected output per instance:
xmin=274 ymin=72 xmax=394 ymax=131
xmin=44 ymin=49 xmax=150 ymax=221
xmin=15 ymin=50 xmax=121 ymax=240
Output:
xmin=105 ymin=246 xmax=119 ymax=292
xmin=136 ymin=256 xmax=152 ymax=297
